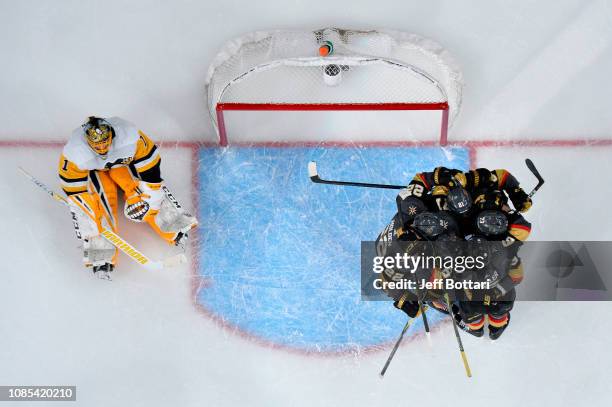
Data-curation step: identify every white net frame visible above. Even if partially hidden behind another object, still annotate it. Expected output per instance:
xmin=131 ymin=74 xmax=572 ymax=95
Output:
xmin=206 ymin=28 xmax=463 ymax=145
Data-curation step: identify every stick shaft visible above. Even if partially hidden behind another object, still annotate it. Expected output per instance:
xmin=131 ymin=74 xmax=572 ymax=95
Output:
xmin=419 ymin=301 xmax=430 ymax=333
xmin=309 ymin=161 xmax=406 ymax=190
xmin=379 ymin=318 xmax=413 ymax=377
xmin=19 ymin=167 xmax=69 ymax=206
xmin=380 ymin=305 xmax=428 ymax=377
xmin=444 ymin=293 xmax=472 ymax=378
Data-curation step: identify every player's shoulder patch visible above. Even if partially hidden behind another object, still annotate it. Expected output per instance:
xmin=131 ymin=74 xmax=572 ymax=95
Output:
xmin=494 ymin=169 xmax=509 ymax=187
xmin=106 ymin=117 xmax=140 ymax=145
xmin=105 ymin=117 xmax=141 ymax=160
xmin=63 ymin=127 xmax=95 ymax=169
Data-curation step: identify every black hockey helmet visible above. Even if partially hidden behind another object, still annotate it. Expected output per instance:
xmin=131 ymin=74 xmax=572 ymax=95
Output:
xmin=465 ymin=234 xmax=488 ymax=244
xmin=412 ymin=212 xmax=443 ymax=238
xmin=465 ymin=233 xmax=491 ymax=260
xmin=412 ymin=211 xmax=458 ymax=240
xmin=475 ymin=210 xmax=509 ymax=236
xmin=397 ymin=194 xmax=427 ymax=221
xmin=447 ymin=186 xmax=472 ymax=215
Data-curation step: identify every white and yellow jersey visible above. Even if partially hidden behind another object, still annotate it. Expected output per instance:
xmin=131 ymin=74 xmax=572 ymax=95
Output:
xmin=58 ymin=117 xmax=161 ymax=195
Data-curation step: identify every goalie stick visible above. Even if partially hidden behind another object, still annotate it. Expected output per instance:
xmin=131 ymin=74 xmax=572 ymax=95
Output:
xmin=18 ymin=167 xmax=186 ymax=271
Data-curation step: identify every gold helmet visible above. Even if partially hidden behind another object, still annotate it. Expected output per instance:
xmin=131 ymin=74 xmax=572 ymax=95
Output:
xmin=83 ymin=116 xmax=113 ymax=156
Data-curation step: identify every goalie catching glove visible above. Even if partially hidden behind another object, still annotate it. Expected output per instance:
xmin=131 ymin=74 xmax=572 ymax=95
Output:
xmin=124 ymin=182 xmax=164 ymax=222
xmin=124 ymin=181 xmax=198 ymax=246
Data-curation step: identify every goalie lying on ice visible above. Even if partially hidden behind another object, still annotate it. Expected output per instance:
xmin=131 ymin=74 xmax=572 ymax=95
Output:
xmin=58 ymin=116 xmax=198 ymax=279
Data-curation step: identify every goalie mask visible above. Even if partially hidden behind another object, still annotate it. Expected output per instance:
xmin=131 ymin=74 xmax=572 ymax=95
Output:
xmin=476 ymin=210 xmax=508 ymax=236
xmin=82 ymin=116 xmax=114 ymax=156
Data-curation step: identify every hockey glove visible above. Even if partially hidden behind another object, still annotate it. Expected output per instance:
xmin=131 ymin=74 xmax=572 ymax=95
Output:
xmin=124 ymin=182 xmax=164 ymax=222
xmin=483 ymin=287 xmax=506 ymax=305
xmin=508 ymin=187 xmax=532 ymax=213
xmin=433 ymin=167 xmax=466 ymax=188
xmin=393 ymin=299 xmax=420 ymax=318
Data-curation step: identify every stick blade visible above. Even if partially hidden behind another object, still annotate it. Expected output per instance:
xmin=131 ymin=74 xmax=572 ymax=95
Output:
xmin=163 ymin=253 xmax=187 ymax=268
xmin=525 ymin=158 xmax=537 ymax=174
xmin=308 ymin=161 xmax=318 ymax=179
xmin=525 ymin=158 xmax=545 ymax=198
xmin=525 ymin=159 xmax=543 ymax=182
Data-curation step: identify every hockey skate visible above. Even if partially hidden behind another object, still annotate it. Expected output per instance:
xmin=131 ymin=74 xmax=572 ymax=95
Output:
xmin=93 ymin=263 xmax=114 ymax=281
xmin=489 ymin=314 xmax=510 ymax=340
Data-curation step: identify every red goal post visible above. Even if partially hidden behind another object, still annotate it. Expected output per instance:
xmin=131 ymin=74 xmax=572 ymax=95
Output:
xmin=206 ymin=28 xmax=463 ymax=146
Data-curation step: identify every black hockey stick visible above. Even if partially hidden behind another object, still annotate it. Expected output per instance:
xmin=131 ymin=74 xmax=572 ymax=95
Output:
xmin=380 ymin=305 xmax=428 ymax=378
xmin=308 ymin=161 xmax=406 ymax=190
xmin=525 ymin=159 xmax=545 ymax=198
xmin=418 ymin=300 xmax=430 ymax=334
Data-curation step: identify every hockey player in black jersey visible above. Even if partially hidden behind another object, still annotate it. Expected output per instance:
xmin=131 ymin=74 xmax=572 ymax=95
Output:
xmin=451 ymin=189 xmax=530 ymax=339
xmin=384 ymin=166 xmax=532 ymax=340
xmin=396 ymin=166 xmax=533 ymax=221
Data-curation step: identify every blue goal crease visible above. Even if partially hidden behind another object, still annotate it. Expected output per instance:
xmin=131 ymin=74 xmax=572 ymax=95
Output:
xmin=196 ymin=146 xmax=469 ymax=352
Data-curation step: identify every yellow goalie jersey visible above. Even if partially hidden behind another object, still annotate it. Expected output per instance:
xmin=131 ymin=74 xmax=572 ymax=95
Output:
xmin=58 ymin=117 xmax=161 ymax=195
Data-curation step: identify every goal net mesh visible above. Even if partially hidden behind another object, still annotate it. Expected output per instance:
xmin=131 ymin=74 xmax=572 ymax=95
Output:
xmin=206 ymin=28 xmax=463 ymax=144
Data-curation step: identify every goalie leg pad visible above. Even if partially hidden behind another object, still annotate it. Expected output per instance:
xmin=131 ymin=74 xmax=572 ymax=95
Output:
xmin=67 ymin=172 xmax=120 ymax=268
xmin=84 ymin=235 xmax=117 ymax=267
xmin=145 ymin=189 xmax=198 ymax=245
xmin=68 ymin=188 xmax=116 ymax=241
xmin=88 ymin=170 xmax=119 ymax=229
xmin=68 ymin=193 xmax=103 ymax=240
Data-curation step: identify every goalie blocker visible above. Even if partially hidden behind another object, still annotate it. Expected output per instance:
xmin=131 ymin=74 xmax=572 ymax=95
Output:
xmin=59 ymin=116 xmax=198 ymax=277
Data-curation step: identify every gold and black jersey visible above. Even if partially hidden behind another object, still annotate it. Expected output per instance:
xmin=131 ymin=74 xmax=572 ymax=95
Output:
xmin=58 ymin=131 xmax=161 ymax=196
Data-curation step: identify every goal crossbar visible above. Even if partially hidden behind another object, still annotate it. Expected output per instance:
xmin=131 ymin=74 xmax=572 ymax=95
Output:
xmin=216 ymin=102 xmax=450 ymax=146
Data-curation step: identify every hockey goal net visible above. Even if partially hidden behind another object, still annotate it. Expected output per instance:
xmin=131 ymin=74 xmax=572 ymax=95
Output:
xmin=206 ymin=28 xmax=463 ymax=146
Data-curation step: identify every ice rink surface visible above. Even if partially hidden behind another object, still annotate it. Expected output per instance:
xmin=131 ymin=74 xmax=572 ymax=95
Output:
xmin=2 ymin=0 xmax=612 ymax=406
xmin=2 ymin=141 xmax=612 ymax=407
xmin=197 ymin=146 xmax=467 ymax=352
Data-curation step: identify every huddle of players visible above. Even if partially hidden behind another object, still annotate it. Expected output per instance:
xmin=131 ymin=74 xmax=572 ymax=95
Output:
xmin=377 ymin=166 xmax=532 ymax=340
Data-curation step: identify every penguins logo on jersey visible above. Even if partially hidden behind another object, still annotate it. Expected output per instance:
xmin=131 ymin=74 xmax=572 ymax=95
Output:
xmin=104 ymin=157 xmax=132 ymax=169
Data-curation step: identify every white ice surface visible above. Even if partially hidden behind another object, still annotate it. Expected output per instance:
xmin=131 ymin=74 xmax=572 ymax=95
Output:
xmin=1 ymin=144 xmax=611 ymax=406
xmin=476 ymin=146 xmax=612 ymax=241
xmin=1 ymin=0 xmax=612 ymax=141
xmin=2 ymin=1 xmax=612 ymax=405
